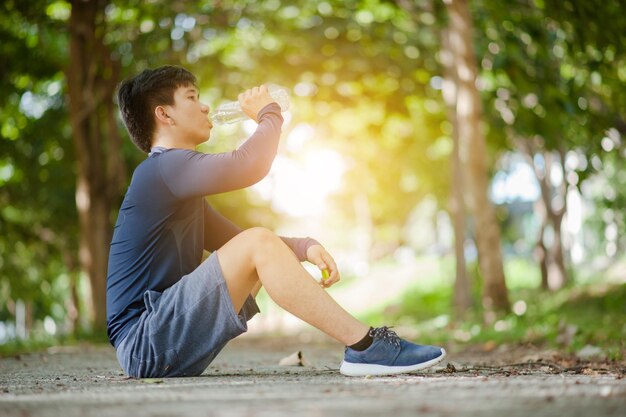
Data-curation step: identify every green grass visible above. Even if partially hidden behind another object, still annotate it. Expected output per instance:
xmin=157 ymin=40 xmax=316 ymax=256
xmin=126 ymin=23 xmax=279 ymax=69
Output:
xmin=0 ymin=337 xmax=59 ymax=357
xmin=0 ymin=329 xmax=109 ymax=357
xmin=361 ymin=257 xmax=626 ymax=361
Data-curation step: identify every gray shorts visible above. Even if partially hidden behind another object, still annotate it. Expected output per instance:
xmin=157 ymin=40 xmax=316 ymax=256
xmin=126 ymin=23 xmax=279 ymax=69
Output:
xmin=115 ymin=252 xmax=259 ymax=378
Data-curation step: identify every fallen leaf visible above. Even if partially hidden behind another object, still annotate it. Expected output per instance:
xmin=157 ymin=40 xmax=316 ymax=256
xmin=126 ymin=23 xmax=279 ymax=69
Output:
xmin=141 ymin=378 xmax=164 ymax=384
xmin=483 ymin=341 xmax=497 ymax=352
xmin=278 ymin=351 xmax=311 ymax=367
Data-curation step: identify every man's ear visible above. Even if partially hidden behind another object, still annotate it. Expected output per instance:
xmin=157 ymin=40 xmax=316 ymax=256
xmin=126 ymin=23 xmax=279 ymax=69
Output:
xmin=155 ymin=105 xmax=174 ymax=125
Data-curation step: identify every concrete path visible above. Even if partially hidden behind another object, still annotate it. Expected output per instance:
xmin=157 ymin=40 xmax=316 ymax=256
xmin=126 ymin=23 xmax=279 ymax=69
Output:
xmin=1 ymin=335 xmax=625 ymax=417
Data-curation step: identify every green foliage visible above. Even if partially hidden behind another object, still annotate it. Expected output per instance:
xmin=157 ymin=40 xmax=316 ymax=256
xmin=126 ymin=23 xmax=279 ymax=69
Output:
xmin=0 ymin=1 xmax=77 ymax=329
xmin=469 ymin=0 xmax=626 ymax=266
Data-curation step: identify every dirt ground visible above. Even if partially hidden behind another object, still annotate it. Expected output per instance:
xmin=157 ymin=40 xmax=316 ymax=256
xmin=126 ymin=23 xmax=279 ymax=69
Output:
xmin=1 ymin=334 xmax=625 ymax=417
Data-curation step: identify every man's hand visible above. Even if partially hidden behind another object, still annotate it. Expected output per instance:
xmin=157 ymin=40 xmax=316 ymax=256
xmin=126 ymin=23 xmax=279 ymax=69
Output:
xmin=239 ymin=85 xmax=274 ymax=122
xmin=306 ymin=244 xmax=340 ymax=288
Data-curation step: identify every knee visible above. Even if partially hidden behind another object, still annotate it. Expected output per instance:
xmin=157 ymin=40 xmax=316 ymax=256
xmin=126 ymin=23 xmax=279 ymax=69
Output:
xmin=241 ymin=227 xmax=280 ymax=249
xmin=240 ymin=227 xmax=281 ymax=264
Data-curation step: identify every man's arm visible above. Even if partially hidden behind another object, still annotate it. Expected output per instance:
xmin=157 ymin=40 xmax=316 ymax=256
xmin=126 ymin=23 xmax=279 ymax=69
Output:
xmin=203 ymin=201 xmax=242 ymax=251
xmin=160 ymin=103 xmax=284 ymax=199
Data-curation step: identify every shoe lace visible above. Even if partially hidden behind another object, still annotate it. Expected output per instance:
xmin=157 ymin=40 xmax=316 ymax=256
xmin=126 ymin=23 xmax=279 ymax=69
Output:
xmin=369 ymin=326 xmax=401 ymax=348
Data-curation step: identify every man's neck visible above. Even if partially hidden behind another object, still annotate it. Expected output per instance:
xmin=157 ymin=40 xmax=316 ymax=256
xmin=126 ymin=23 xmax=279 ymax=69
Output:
xmin=151 ymin=135 xmax=195 ymax=151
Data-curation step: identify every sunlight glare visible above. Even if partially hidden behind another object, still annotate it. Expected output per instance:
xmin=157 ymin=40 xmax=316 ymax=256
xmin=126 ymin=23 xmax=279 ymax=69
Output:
xmin=252 ymin=147 xmax=345 ymax=217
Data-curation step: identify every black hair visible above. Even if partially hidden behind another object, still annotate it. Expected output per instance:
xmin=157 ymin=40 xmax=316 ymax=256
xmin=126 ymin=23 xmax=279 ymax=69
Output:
xmin=117 ymin=65 xmax=197 ymax=153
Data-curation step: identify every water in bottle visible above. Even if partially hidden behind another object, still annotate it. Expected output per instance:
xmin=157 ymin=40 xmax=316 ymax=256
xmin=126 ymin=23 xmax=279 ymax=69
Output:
xmin=209 ymin=84 xmax=290 ymax=125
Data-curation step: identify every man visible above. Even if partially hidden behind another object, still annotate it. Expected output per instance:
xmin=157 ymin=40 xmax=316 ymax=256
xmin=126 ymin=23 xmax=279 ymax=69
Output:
xmin=107 ymin=65 xmax=445 ymax=378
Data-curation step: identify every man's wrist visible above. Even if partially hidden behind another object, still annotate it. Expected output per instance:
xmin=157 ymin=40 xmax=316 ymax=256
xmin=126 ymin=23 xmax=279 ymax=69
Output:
xmin=257 ymin=102 xmax=282 ymax=121
xmin=305 ymin=241 xmax=322 ymax=259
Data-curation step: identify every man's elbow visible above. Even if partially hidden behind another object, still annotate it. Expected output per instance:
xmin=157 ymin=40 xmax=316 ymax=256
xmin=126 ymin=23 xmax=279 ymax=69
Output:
xmin=243 ymin=157 xmax=274 ymax=184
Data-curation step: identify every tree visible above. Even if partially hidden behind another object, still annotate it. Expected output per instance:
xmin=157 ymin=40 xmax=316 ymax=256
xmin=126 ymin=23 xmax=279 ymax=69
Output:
xmin=474 ymin=0 xmax=626 ymax=290
xmin=66 ymin=0 xmax=126 ymax=331
xmin=443 ymin=0 xmax=509 ymax=314
xmin=440 ymin=25 xmax=472 ymax=317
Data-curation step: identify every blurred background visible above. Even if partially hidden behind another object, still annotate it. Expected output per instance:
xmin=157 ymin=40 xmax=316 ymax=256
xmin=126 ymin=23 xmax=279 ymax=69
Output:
xmin=1 ymin=0 xmax=624 ymax=358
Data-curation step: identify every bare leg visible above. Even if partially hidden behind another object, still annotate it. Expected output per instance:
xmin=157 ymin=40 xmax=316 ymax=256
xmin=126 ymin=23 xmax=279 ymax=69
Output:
xmin=216 ymin=227 xmax=370 ymax=346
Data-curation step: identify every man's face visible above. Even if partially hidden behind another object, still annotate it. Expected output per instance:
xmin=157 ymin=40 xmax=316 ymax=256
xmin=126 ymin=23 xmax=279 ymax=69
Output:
xmin=167 ymin=84 xmax=212 ymax=144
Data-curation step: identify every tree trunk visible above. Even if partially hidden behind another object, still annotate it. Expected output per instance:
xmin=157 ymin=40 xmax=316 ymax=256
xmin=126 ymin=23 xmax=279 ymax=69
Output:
xmin=67 ymin=0 xmax=124 ymax=333
xmin=548 ymin=211 xmax=567 ymax=290
xmin=62 ymin=246 xmax=80 ymax=334
xmin=548 ymin=147 xmax=568 ymax=290
xmin=444 ymin=0 xmax=509 ymax=315
xmin=441 ymin=27 xmax=472 ymax=318
xmin=518 ymin=139 xmax=569 ymax=291
xmin=535 ymin=217 xmax=549 ymax=290
xmin=451 ymin=126 xmax=473 ymax=318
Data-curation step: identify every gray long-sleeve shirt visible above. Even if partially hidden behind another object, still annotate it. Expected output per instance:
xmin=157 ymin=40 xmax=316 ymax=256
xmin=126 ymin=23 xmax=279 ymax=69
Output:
xmin=106 ymin=103 xmax=318 ymax=347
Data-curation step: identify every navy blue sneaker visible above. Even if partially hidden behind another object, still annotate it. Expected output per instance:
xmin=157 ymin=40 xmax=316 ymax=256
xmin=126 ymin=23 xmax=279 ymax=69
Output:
xmin=340 ymin=327 xmax=446 ymax=376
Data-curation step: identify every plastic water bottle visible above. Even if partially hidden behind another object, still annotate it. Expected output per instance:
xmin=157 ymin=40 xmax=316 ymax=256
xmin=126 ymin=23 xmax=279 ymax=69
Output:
xmin=209 ymin=84 xmax=290 ymax=125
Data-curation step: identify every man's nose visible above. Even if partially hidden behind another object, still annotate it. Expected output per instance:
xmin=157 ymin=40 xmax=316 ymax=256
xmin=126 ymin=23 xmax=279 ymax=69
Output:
xmin=200 ymin=103 xmax=209 ymax=113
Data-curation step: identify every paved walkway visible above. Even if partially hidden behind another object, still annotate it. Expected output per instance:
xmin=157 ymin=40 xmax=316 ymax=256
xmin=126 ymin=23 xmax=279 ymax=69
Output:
xmin=1 ymin=335 xmax=625 ymax=417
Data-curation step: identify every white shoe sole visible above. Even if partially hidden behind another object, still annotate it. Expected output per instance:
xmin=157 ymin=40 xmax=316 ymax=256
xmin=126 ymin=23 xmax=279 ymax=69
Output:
xmin=339 ymin=348 xmax=446 ymax=377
